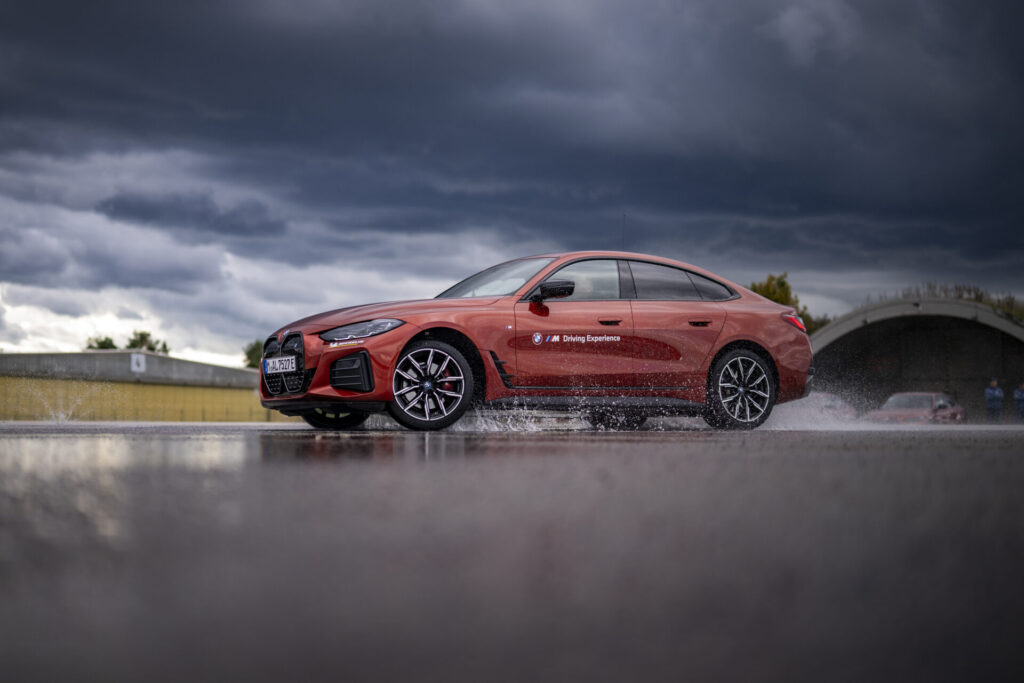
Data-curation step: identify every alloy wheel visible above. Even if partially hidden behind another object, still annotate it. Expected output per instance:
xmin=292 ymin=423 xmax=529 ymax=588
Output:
xmin=717 ymin=355 xmax=771 ymax=423
xmin=392 ymin=347 xmax=467 ymax=422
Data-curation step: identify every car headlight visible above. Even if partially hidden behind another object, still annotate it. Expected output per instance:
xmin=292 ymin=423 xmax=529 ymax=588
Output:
xmin=319 ymin=319 xmax=405 ymax=342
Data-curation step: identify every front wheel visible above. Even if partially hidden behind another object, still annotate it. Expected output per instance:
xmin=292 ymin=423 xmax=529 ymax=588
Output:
xmin=703 ymin=348 xmax=776 ymax=430
xmin=301 ymin=408 xmax=370 ymax=430
xmin=387 ymin=340 xmax=474 ymax=430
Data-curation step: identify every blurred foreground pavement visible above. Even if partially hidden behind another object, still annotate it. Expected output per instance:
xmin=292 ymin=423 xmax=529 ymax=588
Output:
xmin=2 ymin=423 xmax=1024 ymax=682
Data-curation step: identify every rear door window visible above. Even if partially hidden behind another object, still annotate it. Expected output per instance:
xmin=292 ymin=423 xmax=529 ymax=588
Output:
xmin=629 ymin=261 xmax=701 ymax=300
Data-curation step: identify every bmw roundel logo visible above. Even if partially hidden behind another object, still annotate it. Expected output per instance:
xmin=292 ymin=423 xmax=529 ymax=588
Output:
xmin=532 ymin=332 xmax=543 ymax=345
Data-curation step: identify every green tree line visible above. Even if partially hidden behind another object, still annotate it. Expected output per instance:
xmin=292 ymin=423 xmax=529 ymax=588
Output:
xmin=85 ymin=330 xmax=169 ymax=353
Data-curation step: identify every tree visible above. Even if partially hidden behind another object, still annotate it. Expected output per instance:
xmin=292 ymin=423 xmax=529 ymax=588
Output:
xmin=749 ymin=272 xmax=831 ymax=335
xmin=244 ymin=340 xmax=263 ymax=369
xmin=86 ymin=336 xmax=118 ymax=350
xmin=126 ymin=330 xmax=169 ymax=354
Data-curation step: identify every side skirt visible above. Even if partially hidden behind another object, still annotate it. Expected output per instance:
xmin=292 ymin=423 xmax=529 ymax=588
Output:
xmin=485 ymin=395 xmax=705 ymax=417
xmin=487 ymin=350 xmax=693 ymax=393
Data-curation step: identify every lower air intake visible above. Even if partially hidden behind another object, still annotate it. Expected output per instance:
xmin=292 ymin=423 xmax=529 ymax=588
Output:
xmin=330 ymin=351 xmax=374 ymax=393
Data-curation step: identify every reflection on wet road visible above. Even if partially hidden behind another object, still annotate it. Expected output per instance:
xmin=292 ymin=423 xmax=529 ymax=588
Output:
xmin=2 ymin=422 xmax=1023 ymax=682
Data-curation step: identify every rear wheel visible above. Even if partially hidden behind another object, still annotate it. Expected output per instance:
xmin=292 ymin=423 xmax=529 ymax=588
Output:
xmin=585 ymin=411 xmax=647 ymax=431
xmin=703 ymin=348 xmax=776 ymax=430
xmin=301 ymin=408 xmax=369 ymax=430
xmin=387 ymin=340 xmax=474 ymax=430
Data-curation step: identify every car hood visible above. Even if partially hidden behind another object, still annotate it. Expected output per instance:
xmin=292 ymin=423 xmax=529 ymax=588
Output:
xmin=272 ymin=297 xmax=502 ymax=337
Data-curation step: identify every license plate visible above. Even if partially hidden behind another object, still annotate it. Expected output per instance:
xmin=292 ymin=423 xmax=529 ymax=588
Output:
xmin=264 ymin=356 xmax=296 ymax=374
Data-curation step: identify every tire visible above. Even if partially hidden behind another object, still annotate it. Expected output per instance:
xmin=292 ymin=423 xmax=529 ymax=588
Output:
xmin=301 ymin=408 xmax=370 ymax=430
xmin=387 ymin=340 xmax=474 ymax=430
xmin=703 ymin=348 xmax=776 ymax=430
xmin=585 ymin=411 xmax=647 ymax=431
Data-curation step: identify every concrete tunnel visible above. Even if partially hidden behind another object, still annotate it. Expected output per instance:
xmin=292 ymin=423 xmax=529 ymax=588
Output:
xmin=809 ymin=298 xmax=1024 ymax=419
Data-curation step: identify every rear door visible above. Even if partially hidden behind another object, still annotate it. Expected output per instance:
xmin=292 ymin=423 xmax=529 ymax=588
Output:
xmin=513 ymin=259 xmax=633 ymax=388
xmin=626 ymin=260 xmax=727 ymax=389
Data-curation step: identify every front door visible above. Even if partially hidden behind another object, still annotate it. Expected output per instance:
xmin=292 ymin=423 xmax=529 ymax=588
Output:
xmin=513 ymin=259 xmax=633 ymax=388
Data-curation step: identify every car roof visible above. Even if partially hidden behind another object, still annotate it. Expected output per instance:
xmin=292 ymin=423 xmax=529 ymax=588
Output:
xmin=523 ymin=250 xmax=747 ymax=292
xmin=531 ymin=250 xmax=690 ymax=262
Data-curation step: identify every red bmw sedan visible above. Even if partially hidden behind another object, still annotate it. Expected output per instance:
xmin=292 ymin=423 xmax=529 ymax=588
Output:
xmin=260 ymin=251 xmax=813 ymax=430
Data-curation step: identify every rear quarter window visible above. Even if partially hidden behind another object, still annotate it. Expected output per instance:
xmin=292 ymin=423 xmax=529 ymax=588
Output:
xmin=688 ymin=272 xmax=734 ymax=301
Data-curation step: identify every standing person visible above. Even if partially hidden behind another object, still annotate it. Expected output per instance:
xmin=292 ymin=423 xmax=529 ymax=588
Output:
xmin=1014 ymin=381 xmax=1024 ymax=424
xmin=985 ymin=378 xmax=1004 ymax=423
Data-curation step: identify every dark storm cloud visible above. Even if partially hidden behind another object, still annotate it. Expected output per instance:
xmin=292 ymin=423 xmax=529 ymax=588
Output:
xmin=93 ymin=192 xmax=297 ymax=262
xmin=1 ymin=0 xmax=1022 ymax=320
xmin=73 ymin=242 xmax=222 ymax=293
xmin=0 ymin=221 xmax=223 ymax=293
xmin=0 ymin=227 xmax=69 ymax=281
xmin=1 ymin=287 xmax=90 ymax=317
xmin=95 ymin=194 xmax=284 ymax=238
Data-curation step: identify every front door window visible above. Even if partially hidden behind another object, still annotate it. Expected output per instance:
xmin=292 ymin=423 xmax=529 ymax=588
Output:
xmin=512 ymin=259 xmax=633 ymax=388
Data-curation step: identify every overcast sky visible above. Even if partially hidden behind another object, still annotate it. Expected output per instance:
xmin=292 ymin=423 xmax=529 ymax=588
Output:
xmin=1 ymin=0 xmax=1021 ymax=366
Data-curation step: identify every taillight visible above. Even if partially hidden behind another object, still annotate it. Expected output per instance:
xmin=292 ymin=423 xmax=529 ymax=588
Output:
xmin=782 ymin=313 xmax=807 ymax=333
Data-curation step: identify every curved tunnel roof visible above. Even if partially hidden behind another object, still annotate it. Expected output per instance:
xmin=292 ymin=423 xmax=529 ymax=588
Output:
xmin=810 ymin=298 xmax=1024 ymax=353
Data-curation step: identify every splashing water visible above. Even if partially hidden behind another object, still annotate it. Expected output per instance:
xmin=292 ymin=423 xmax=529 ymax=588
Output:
xmin=355 ymin=390 xmax=963 ymax=434
xmin=11 ymin=377 xmax=123 ymax=423
xmin=451 ymin=408 xmax=587 ymax=432
xmin=763 ymin=399 xmax=864 ymax=431
xmin=762 ymin=391 xmax=968 ymax=431
xmin=360 ymin=408 xmax=589 ymax=432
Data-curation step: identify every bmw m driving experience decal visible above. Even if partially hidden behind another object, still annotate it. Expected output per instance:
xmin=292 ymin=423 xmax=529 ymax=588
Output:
xmin=533 ymin=333 xmax=622 ymax=344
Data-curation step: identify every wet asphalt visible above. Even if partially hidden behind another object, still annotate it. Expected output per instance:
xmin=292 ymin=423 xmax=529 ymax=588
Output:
xmin=2 ymin=420 xmax=1024 ymax=682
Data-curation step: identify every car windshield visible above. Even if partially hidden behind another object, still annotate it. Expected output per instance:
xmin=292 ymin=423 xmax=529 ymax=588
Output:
xmin=435 ymin=257 xmax=555 ymax=298
xmin=882 ymin=394 xmax=932 ymax=410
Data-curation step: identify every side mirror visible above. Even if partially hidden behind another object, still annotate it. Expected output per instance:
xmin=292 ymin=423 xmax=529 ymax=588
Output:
xmin=532 ymin=280 xmax=575 ymax=303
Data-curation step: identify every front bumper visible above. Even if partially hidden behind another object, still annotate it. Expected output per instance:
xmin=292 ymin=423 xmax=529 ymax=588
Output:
xmin=259 ymin=327 xmax=413 ymax=413
xmin=261 ymin=396 xmax=388 ymax=416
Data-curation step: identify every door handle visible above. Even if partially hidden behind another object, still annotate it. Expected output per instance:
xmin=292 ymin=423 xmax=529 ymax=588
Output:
xmin=689 ymin=320 xmax=712 ymax=327
xmin=598 ymin=319 xmax=621 ymax=326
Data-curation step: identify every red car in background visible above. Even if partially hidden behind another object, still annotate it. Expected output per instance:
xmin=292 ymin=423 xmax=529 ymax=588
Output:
xmin=260 ymin=251 xmax=814 ymax=431
xmin=865 ymin=392 xmax=966 ymax=424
